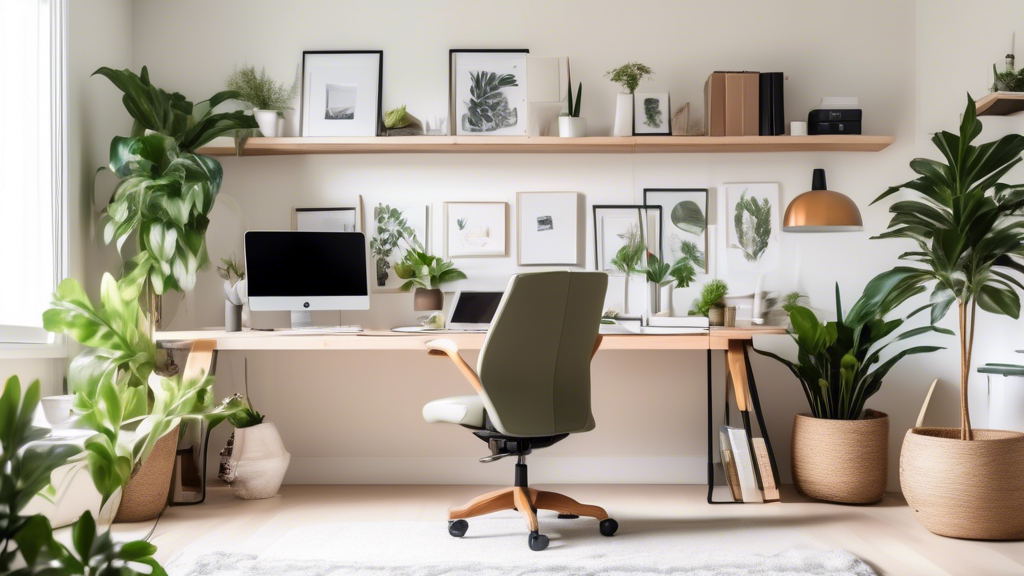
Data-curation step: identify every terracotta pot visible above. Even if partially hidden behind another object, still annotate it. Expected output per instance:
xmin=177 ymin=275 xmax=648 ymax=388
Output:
xmin=900 ymin=427 xmax=1024 ymax=539
xmin=414 ymin=287 xmax=443 ymax=312
xmin=791 ymin=410 xmax=888 ymax=504
xmin=114 ymin=425 xmax=179 ymax=523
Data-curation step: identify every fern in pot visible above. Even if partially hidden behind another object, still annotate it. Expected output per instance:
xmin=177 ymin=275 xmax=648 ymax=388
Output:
xmin=872 ymin=96 xmax=1024 ymax=539
xmin=755 ymin=277 xmax=947 ymax=503
xmin=226 ymin=64 xmax=299 ymax=137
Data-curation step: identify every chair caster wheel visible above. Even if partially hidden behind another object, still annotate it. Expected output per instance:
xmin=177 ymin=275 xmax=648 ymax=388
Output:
xmin=557 ymin=513 xmax=580 ymax=519
xmin=599 ymin=518 xmax=618 ymax=536
xmin=448 ymin=519 xmax=468 ymax=537
xmin=528 ymin=530 xmax=549 ymax=551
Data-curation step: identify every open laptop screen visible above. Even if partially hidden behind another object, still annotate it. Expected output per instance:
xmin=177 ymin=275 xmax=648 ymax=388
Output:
xmin=448 ymin=291 xmax=503 ymax=329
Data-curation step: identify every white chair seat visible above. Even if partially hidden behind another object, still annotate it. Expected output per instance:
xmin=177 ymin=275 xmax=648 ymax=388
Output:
xmin=423 ymin=395 xmax=485 ymax=428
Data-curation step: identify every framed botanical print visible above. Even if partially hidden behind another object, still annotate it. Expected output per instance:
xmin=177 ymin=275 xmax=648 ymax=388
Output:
xmin=301 ymin=51 xmax=383 ymax=137
xmin=444 ymin=201 xmax=508 ymax=258
xmin=725 ymin=182 xmax=780 ymax=275
xmin=633 ymin=92 xmax=671 ymax=135
xmin=450 ymin=49 xmax=529 ymax=136
xmin=643 ymin=188 xmax=709 ymax=273
xmin=369 ymin=203 xmax=429 ymax=292
xmin=592 ymin=205 xmax=662 ymax=318
xmin=516 ymin=192 xmax=584 ymax=266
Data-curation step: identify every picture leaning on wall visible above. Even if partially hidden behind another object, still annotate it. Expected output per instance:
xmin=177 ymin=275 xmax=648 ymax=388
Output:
xmin=370 ymin=203 xmax=429 ymax=292
xmin=301 ymin=51 xmax=383 ymax=137
xmin=516 ymin=191 xmax=584 ymax=266
xmin=643 ymin=188 xmax=709 ymax=274
xmin=450 ymin=49 xmax=529 ymax=136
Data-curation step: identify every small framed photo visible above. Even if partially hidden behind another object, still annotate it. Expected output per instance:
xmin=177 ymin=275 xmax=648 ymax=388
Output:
xmin=444 ymin=202 xmax=508 ymax=258
xmin=301 ymin=51 xmax=383 ymax=137
xmin=293 ymin=207 xmax=359 ymax=232
xmin=633 ymin=92 xmax=671 ymax=135
xmin=516 ymin=192 xmax=584 ymax=266
xmin=450 ymin=49 xmax=529 ymax=136
xmin=643 ymin=188 xmax=709 ymax=273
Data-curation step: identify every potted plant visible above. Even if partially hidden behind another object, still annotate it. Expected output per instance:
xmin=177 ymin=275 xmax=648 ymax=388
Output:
xmin=217 ymin=255 xmax=246 ymax=332
xmin=610 ymin=224 xmax=647 ymax=316
xmin=0 ymin=376 xmax=166 ymax=574
xmin=645 ymin=252 xmax=696 ymax=317
xmin=605 ymin=62 xmax=652 ymax=136
xmin=226 ymin=64 xmax=299 ymax=137
xmin=394 ymin=250 xmax=467 ymax=326
xmin=559 ymin=81 xmax=586 ymax=137
xmin=872 ymin=96 xmax=1024 ymax=539
xmin=383 ymin=104 xmax=423 ymax=136
xmin=690 ymin=279 xmax=728 ymax=325
xmin=218 ymin=367 xmax=290 ymax=500
xmin=755 ymin=279 xmax=948 ymax=504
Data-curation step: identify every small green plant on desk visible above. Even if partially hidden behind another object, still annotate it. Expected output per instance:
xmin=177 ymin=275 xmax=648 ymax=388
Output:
xmin=690 ymin=279 xmax=729 ymax=317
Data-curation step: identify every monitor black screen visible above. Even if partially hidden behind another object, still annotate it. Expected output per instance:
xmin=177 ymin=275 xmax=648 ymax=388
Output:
xmin=244 ymin=232 xmax=368 ymax=297
xmin=450 ymin=292 xmax=503 ymax=324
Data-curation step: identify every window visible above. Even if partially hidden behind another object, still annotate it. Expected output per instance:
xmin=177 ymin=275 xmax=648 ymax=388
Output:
xmin=0 ymin=0 xmax=67 ymax=353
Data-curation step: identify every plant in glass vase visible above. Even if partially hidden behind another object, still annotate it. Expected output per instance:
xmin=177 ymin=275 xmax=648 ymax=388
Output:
xmin=610 ymin=223 xmax=646 ymax=315
xmin=871 ymin=95 xmax=1024 ymax=539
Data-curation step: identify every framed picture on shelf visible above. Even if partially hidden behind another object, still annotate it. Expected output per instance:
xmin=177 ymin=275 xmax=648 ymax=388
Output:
xmin=592 ymin=205 xmax=662 ymax=318
xmin=633 ymin=92 xmax=671 ymax=135
xmin=369 ymin=203 xmax=429 ymax=292
xmin=450 ymin=49 xmax=529 ymax=136
xmin=724 ymin=182 xmax=780 ymax=275
xmin=516 ymin=191 xmax=584 ymax=266
xmin=444 ymin=201 xmax=508 ymax=258
xmin=643 ymin=188 xmax=709 ymax=274
xmin=292 ymin=206 xmax=359 ymax=232
xmin=301 ymin=51 xmax=383 ymax=137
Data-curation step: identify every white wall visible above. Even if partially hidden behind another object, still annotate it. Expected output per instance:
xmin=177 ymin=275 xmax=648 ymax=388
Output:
xmin=40 ymin=0 xmax=1021 ymax=490
xmin=0 ymin=0 xmax=134 ymax=396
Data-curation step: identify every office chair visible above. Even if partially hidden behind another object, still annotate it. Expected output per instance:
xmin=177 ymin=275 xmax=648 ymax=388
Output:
xmin=422 ymin=270 xmax=617 ymax=551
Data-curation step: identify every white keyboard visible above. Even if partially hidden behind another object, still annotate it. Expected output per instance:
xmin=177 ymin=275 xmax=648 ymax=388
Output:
xmin=283 ymin=325 xmax=363 ymax=334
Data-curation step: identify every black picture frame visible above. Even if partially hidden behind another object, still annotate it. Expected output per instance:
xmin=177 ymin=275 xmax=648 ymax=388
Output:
xmin=633 ymin=92 xmax=672 ymax=136
xmin=643 ymin=188 xmax=710 ymax=273
xmin=301 ymin=50 xmax=384 ymax=137
xmin=448 ymin=48 xmax=530 ymax=135
xmin=591 ymin=204 xmax=663 ymax=271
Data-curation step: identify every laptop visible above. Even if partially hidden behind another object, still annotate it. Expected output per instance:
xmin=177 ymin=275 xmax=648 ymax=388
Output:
xmin=445 ymin=291 xmax=504 ymax=332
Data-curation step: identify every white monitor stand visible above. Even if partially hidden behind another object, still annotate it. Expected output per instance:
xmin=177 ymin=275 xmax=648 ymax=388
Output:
xmin=291 ymin=310 xmax=313 ymax=329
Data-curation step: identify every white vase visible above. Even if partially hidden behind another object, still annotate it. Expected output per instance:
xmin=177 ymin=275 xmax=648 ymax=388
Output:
xmin=558 ymin=116 xmax=587 ymax=138
xmin=613 ymin=93 xmax=633 ymax=136
xmin=253 ymin=109 xmax=280 ymax=137
xmin=41 ymin=395 xmax=74 ymax=427
xmin=221 ymin=422 xmax=290 ymax=500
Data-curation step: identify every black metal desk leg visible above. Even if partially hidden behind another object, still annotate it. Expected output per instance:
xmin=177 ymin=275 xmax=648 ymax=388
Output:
xmin=706 ymin=348 xmax=714 ymax=504
xmin=742 ymin=342 xmax=780 ymax=487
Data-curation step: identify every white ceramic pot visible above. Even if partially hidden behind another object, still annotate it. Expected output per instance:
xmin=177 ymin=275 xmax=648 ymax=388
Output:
xmin=253 ymin=109 xmax=280 ymax=137
xmin=41 ymin=395 xmax=74 ymax=427
xmin=613 ymin=93 xmax=633 ymax=136
xmin=558 ymin=116 xmax=587 ymax=138
xmin=221 ymin=422 xmax=290 ymax=500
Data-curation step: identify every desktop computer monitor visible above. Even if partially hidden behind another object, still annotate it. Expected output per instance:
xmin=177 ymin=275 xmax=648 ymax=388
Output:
xmin=244 ymin=231 xmax=369 ymax=328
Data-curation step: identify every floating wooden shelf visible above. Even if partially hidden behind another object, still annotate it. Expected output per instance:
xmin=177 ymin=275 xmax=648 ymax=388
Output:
xmin=976 ymin=92 xmax=1024 ymax=116
xmin=196 ymin=135 xmax=894 ymax=156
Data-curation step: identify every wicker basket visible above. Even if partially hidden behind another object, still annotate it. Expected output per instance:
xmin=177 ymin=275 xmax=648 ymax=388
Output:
xmin=114 ymin=425 xmax=178 ymax=523
xmin=791 ymin=410 xmax=888 ymax=504
xmin=900 ymin=427 xmax=1024 ymax=540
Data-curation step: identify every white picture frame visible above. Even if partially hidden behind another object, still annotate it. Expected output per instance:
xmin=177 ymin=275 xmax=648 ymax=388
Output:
xmin=643 ymin=188 xmax=709 ymax=274
xmin=450 ymin=50 xmax=529 ymax=136
xmin=725 ymin=183 xmax=780 ymax=275
xmin=444 ymin=202 xmax=508 ymax=258
xmin=634 ymin=92 xmax=671 ymax=135
xmin=293 ymin=207 xmax=359 ymax=232
xmin=301 ymin=51 xmax=383 ymax=137
xmin=516 ymin=192 xmax=583 ymax=266
xmin=369 ymin=203 xmax=429 ymax=292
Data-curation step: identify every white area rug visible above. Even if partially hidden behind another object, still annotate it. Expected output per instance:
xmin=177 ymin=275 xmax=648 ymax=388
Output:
xmin=166 ymin=511 xmax=876 ymax=576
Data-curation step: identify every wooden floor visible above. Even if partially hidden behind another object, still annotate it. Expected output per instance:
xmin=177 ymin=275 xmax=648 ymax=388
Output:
xmin=111 ymin=485 xmax=1024 ymax=576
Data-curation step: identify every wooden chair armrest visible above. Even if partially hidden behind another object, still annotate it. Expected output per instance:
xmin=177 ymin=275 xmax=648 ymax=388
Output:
xmin=426 ymin=339 xmax=483 ymax=394
xmin=591 ymin=335 xmax=603 ymax=361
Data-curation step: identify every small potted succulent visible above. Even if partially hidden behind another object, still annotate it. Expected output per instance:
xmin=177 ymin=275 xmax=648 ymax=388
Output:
xmin=217 ymin=255 xmax=246 ymax=332
xmin=605 ymin=62 xmax=652 ymax=136
xmin=690 ymin=279 xmax=728 ymax=325
xmin=383 ymin=104 xmax=424 ymax=136
xmin=394 ymin=250 xmax=467 ymax=327
xmin=559 ymin=81 xmax=586 ymax=137
xmin=226 ymin=64 xmax=299 ymax=137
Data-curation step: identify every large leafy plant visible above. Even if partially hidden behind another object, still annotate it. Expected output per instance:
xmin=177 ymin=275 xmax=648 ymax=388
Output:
xmin=394 ymin=251 xmax=467 ymax=291
xmin=0 ymin=377 xmax=166 ymax=576
xmin=756 ymin=275 xmax=949 ymax=420
xmin=871 ymin=96 xmax=1024 ymax=440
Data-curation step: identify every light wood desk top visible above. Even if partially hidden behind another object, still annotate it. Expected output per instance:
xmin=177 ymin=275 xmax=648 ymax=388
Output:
xmin=154 ymin=325 xmax=786 ymax=352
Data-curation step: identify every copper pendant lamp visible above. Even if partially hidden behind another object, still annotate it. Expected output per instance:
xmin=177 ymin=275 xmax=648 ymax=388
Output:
xmin=783 ymin=169 xmax=863 ymax=232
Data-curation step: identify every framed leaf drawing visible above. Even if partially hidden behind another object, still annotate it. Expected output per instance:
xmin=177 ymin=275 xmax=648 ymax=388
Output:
xmin=450 ymin=49 xmax=529 ymax=136
xmin=643 ymin=188 xmax=709 ymax=274
xmin=592 ymin=205 xmax=661 ymax=318
xmin=725 ymin=183 xmax=780 ymax=275
xmin=369 ymin=203 xmax=429 ymax=292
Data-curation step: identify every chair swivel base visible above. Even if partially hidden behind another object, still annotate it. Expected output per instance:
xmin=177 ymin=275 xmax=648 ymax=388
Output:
xmin=445 ymin=484 xmax=618 ymax=550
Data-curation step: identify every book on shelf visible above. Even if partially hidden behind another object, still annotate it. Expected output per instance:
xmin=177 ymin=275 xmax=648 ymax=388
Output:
xmin=721 ymin=425 xmax=763 ymax=503
xmin=752 ymin=437 xmax=780 ymax=502
xmin=720 ymin=447 xmax=743 ymax=502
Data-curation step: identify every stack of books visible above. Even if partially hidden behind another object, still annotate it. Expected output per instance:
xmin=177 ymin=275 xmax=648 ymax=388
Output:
xmin=808 ymin=97 xmax=862 ymax=135
xmin=704 ymin=71 xmax=787 ymax=136
xmin=720 ymin=425 xmax=780 ymax=502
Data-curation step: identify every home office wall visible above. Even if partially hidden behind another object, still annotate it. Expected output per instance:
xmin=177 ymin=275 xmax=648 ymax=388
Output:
xmin=52 ymin=0 xmax=1010 ymax=490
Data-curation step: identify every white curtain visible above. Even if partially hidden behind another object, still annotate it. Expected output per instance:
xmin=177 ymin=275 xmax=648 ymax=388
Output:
xmin=0 ymin=0 xmax=65 ymax=344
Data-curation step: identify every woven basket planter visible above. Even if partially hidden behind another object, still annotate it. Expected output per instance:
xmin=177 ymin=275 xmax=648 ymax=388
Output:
xmin=791 ymin=410 xmax=888 ymax=504
xmin=900 ymin=427 xmax=1024 ymax=540
xmin=114 ymin=425 xmax=178 ymax=523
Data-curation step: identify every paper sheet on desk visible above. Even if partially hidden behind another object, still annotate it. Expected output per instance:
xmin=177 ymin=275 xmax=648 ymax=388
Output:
xmin=600 ymin=324 xmax=707 ymax=335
